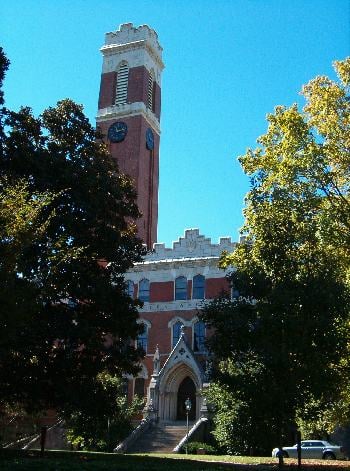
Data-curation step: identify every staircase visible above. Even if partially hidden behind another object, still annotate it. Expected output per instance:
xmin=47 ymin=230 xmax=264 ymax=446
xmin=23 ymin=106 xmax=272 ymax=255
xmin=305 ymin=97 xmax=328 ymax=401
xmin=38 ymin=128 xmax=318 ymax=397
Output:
xmin=127 ymin=422 xmax=191 ymax=453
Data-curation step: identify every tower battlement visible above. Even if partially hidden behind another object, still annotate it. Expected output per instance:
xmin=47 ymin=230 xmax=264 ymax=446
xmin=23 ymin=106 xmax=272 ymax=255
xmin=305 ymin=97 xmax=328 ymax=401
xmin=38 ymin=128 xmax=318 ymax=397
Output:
xmin=103 ymin=23 xmax=163 ymax=62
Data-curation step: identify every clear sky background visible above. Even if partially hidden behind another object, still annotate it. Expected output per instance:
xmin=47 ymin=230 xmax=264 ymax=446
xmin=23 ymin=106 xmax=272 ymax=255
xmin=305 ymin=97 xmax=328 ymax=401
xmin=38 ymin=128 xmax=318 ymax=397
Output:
xmin=1 ymin=0 xmax=349 ymax=247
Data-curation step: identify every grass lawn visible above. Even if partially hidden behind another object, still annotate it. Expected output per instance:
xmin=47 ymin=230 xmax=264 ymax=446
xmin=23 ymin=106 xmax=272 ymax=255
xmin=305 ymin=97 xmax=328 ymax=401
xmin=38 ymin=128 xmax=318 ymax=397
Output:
xmin=1 ymin=449 xmax=350 ymax=470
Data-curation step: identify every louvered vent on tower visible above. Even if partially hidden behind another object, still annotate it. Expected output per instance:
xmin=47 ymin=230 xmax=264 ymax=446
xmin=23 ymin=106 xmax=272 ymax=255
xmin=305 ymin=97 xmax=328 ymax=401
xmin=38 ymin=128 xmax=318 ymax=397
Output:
xmin=147 ymin=69 xmax=155 ymax=110
xmin=115 ymin=62 xmax=129 ymax=105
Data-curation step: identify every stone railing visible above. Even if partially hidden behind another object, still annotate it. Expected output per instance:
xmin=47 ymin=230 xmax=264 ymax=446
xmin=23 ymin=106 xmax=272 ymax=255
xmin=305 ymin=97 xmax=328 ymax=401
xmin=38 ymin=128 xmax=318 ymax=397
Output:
xmin=21 ymin=420 xmax=68 ymax=450
xmin=113 ymin=416 xmax=152 ymax=453
xmin=173 ymin=417 xmax=209 ymax=453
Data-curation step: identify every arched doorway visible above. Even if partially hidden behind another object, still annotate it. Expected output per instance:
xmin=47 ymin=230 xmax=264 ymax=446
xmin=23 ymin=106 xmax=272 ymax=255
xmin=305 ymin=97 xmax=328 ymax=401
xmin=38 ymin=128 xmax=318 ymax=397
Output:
xmin=176 ymin=376 xmax=196 ymax=420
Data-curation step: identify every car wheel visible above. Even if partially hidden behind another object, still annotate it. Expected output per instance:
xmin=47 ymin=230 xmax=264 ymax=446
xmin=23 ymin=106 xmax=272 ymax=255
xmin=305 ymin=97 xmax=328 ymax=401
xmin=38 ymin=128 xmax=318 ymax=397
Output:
xmin=282 ymin=451 xmax=289 ymax=458
xmin=323 ymin=452 xmax=336 ymax=460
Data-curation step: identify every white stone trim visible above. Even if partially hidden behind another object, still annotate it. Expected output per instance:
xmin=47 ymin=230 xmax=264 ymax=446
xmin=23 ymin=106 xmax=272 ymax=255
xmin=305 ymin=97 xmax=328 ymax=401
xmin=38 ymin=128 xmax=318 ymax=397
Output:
xmin=139 ymin=299 xmax=206 ymax=313
xmin=137 ymin=318 xmax=152 ymax=329
xmin=133 ymin=363 xmax=148 ymax=379
xmin=127 ymin=261 xmax=229 ymax=282
xmin=103 ymin=23 xmax=163 ymax=71
xmin=167 ymin=316 xmax=191 ymax=329
xmin=101 ymin=42 xmax=163 ymax=83
xmin=189 ymin=315 xmax=199 ymax=327
xmin=96 ymin=101 xmax=160 ymax=134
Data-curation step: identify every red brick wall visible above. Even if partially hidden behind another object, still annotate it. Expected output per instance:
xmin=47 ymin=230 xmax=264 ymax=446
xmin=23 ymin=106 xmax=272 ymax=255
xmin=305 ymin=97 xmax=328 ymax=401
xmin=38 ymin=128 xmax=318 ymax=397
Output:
xmin=128 ymin=66 xmax=148 ymax=104
xmin=205 ymin=277 xmax=230 ymax=299
xmin=133 ymin=277 xmax=229 ymax=304
xmin=98 ymin=72 xmax=116 ymax=109
xmin=150 ymin=281 xmax=173 ymax=302
xmin=140 ymin=309 xmax=197 ymax=355
xmin=98 ymin=115 xmax=159 ymax=247
xmin=137 ymin=307 xmax=210 ymax=394
xmin=187 ymin=279 xmax=192 ymax=299
xmin=154 ymin=82 xmax=161 ymax=119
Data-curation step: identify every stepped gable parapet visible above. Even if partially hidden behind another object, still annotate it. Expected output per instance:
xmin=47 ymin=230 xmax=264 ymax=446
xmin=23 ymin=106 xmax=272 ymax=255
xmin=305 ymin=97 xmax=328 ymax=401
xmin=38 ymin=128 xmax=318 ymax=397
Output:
xmin=146 ymin=228 xmax=237 ymax=262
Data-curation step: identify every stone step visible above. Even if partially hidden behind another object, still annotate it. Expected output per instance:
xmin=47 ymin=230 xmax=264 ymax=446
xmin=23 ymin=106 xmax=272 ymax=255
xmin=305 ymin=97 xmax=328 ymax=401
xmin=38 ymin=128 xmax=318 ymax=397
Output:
xmin=127 ymin=424 xmax=189 ymax=453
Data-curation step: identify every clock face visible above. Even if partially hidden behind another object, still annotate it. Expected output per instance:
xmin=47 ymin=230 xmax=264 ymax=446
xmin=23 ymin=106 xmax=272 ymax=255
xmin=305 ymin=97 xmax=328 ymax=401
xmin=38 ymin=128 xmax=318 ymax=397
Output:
xmin=108 ymin=121 xmax=128 ymax=143
xmin=146 ymin=127 xmax=154 ymax=150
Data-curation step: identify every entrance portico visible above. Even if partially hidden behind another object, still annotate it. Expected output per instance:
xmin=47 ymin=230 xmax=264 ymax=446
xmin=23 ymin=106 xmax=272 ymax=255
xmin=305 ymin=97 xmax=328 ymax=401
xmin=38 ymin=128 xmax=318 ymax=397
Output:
xmin=145 ymin=329 xmax=207 ymax=423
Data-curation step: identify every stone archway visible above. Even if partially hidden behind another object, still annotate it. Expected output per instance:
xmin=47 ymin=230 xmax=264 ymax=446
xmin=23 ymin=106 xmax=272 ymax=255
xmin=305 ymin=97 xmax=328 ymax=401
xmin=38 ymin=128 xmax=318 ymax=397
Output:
xmin=158 ymin=362 xmax=202 ymax=422
xmin=176 ymin=376 xmax=196 ymax=420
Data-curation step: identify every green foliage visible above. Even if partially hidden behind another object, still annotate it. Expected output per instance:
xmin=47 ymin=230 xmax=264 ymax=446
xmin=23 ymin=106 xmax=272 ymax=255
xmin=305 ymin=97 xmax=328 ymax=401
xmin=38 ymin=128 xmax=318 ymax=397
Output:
xmin=65 ymin=373 xmax=144 ymax=451
xmin=0 ymin=49 xmax=145 ymax=435
xmin=180 ymin=441 xmax=218 ymax=455
xmin=202 ymin=58 xmax=350 ymax=455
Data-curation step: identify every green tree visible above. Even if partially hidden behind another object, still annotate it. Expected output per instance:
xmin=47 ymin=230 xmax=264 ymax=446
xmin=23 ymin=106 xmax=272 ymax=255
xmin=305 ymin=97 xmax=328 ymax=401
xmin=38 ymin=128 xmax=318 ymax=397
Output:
xmin=0 ymin=49 xmax=145 ymax=442
xmin=202 ymin=58 xmax=350 ymax=455
xmin=65 ymin=372 xmax=144 ymax=451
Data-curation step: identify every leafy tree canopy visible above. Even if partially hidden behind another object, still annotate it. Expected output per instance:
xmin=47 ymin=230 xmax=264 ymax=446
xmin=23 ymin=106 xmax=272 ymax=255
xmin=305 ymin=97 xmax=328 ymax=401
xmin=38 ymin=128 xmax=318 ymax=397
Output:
xmin=202 ymin=58 xmax=350 ymax=455
xmin=0 ymin=48 xmax=145 ymax=425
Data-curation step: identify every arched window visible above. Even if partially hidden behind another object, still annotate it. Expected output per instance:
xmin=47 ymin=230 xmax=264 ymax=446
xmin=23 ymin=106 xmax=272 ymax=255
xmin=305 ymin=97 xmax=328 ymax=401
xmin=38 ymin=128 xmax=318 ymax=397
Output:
xmin=147 ymin=69 xmax=155 ymax=111
xmin=175 ymin=276 xmax=187 ymax=300
xmin=139 ymin=279 xmax=150 ymax=302
xmin=125 ymin=280 xmax=134 ymax=298
xmin=115 ymin=61 xmax=129 ymax=105
xmin=193 ymin=274 xmax=205 ymax=299
xmin=193 ymin=321 xmax=206 ymax=352
xmin=172 ymin=321 xmax=183 ymax=348
xmin=134 ymin=377 xmax=145 ymax=398
xmin=137 ymin=323 xmax=148 ymax=353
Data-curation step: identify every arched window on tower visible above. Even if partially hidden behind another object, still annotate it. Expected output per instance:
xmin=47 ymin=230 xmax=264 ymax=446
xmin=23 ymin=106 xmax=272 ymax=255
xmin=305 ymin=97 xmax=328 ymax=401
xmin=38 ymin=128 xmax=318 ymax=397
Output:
xmin=137 ymin=322 xmax=148 ymax=353
xmin=147 ymin=69 xmax=156 ymax=112
xmin=172 ymin=321 xmax=183 ymax=348
xmin=115 ymin=61 xmax=129 ymax=105
xmin=192 ymin=274 xmax=205 ymax=299
xmin=125 ymin=280 xmax=134 ymax=298
xmin=139 ymin=279 xmax=150 ymax=302
xmin=175 ymin=276 xmax=187 ymax=300
xmin=193 ymin=321 xmax=206 ymax=352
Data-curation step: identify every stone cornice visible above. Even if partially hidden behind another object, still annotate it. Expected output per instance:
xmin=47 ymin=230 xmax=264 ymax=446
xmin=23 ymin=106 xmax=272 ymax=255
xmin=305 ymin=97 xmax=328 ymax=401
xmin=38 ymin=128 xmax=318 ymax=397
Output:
xmin=96 ymin=102 xmax=161 ymax=134
xmin=132 ymin=256 xmax=220 ymax=272
xmin=101 ymin=40 xmax=165 ymax=71
xmin=138 ymin=299 xmax=208 ymax=313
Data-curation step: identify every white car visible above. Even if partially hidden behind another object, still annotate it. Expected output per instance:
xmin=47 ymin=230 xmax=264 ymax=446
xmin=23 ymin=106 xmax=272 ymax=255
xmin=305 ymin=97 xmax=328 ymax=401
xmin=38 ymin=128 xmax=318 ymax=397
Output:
xmin=272 ymin=440 xmax=345 ymax=460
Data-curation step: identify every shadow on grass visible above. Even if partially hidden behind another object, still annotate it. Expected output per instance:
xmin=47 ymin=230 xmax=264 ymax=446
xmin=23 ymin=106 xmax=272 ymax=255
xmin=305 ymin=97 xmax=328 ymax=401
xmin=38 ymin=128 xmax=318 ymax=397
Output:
xmin=1 ymin=449 xmax=349 ymax=471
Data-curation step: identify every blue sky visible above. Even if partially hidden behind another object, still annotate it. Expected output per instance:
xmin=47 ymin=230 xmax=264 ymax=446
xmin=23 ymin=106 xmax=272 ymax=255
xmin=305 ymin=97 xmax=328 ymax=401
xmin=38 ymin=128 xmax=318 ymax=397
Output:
xmin=1 ymin=0 xmax=349 ymax=247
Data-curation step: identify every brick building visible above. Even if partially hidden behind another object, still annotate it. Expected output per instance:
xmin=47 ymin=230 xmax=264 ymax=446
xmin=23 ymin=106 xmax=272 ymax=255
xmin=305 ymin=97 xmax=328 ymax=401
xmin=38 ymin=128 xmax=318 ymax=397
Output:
xmin=97 ymin=23 xmax=235 ymax=423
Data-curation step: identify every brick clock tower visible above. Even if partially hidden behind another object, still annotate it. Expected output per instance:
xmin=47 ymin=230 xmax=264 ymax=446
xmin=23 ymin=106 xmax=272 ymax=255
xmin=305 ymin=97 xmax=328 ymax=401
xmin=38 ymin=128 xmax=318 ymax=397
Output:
xmin=97 ymin=23 xmax=164 ymax=248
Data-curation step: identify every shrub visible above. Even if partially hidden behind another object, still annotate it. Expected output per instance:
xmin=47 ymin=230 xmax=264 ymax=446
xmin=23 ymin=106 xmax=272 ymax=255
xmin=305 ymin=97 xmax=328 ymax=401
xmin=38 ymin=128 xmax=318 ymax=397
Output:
xmin=181 ymin=441 xmax=218 ymax=455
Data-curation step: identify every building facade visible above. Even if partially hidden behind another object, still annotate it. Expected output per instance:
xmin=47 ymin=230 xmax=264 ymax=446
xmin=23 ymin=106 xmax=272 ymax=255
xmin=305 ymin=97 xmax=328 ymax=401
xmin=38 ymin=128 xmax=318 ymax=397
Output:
xmin=97 ymin=24 xmax=235 ymax=423
xmin=126 ymin=229 xmax=235 ymax=421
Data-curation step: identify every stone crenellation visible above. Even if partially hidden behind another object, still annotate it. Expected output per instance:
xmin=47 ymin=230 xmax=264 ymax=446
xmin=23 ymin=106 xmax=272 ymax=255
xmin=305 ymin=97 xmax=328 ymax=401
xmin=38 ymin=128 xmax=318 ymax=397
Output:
xmin=104 ymin=23 xmax=163 ymax=58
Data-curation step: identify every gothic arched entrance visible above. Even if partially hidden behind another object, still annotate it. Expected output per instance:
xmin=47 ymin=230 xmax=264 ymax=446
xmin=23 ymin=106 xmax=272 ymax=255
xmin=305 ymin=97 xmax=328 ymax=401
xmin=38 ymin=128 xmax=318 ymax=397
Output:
xmin=176 ymin=376 xmax=196 ymax=420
